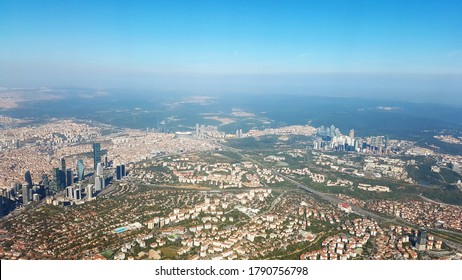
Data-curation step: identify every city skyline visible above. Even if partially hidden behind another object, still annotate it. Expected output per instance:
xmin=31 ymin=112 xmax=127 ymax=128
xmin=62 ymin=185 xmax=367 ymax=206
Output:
xmin=1 ymin=116 xmax=462 ymax=260
xmin=2 ymin=1 xmax=462 ymax=274
xmin=0 ymin=1 xmax=462 ymax=103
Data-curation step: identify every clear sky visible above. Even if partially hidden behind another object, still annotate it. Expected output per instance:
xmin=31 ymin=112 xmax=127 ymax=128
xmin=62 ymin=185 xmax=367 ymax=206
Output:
xmin=1 ymin=0 xmax=461 ymax=102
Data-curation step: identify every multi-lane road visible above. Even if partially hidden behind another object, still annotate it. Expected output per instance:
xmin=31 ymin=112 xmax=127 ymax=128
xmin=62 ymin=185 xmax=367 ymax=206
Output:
xmin=217 ymin=141 xmax=462 ymax=252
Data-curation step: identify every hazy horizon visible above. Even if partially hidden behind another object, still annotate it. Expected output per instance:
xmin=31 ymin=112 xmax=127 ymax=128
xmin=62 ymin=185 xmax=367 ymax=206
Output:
xmin=1 ymin=1 xmax=461 ymax=104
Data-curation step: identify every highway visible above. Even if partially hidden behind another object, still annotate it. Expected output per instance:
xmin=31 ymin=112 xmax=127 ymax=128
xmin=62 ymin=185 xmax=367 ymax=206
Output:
xmin=279 ymin=172 xmax=462 ymax=252
xmin=217 ymin=141 xmax=462 ymax=252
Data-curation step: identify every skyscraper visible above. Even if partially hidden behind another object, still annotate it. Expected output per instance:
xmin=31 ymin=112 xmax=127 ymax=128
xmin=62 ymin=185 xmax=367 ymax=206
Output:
xmin=86 ymin=184 xmax=93 ymax=200
xmin=60 ymin=157 xmax=66 ymax=171
xmin=60 ymin=157 xmax=67 ymax=186
xmin=416 ymin=228 xmax=427 ymax=251
xmin=53 ymin=167 xmax=66 ymax=192
xmin=121 ymin=164 xmax=126 ymax=177
xmin=95 ymin=176 xmax=104 ymax=192
xmin=0 ymin=194 xmax=4 ymax=217
xmin=93 ymin=143 xmax=101 ymax=170
xmin=96 ymin=163 xmax=104 ymax=177
xmin=52 ymin=168 xmax=59 ymax=191
xmin=349 ymin=129 xmax=355 ymax=140
xmin=66 ymin=169 xmax=73 ymax=186
xmin=77 ymin=159 xmax=85 ymax=181
xmin=22 ymin=183 xmax=30 ymax=204
xmin=74 ymin=185 xmax=82 ymax=200
xmin=24 ymin=171 xmax=33 ymax=188
xmin=66 ymin=186 xmax=74 ymax=199
xmin=116 ymin=165 xmax=122 ymax=180
xmin=41 ymin=174 xmax=49 ymax=188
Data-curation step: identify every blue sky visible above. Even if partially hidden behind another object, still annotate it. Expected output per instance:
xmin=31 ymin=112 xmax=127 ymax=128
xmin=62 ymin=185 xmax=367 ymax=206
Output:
xmin=1 ymin=0 xmax=461 ymax=101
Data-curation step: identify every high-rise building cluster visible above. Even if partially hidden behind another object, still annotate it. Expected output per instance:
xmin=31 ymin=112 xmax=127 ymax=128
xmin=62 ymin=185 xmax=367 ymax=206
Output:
xmin=0 ymin=142 xmax=115 ymax=215
xmin=313 ymin=125 xmax=357 ymax=151
xmin=116 ymin=164 xmax=127 ymax=180
xmin=93 ymin=143 xmax=101 ymax=170
xmin=0 ymin=170 xmax=49 ymax=217
xmin=195 ymin=123 xmax=226 ymax=139
xmin=66 ymin=184 xmax=84 ymax=200
xmin=313 ymin=125 xmax=389 ymax=154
